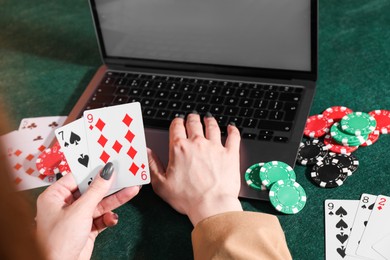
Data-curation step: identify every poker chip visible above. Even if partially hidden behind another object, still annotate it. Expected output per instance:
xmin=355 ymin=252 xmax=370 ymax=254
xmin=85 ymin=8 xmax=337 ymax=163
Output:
xmin=360 ymin=130 xmax=380 ymax=147
xmin=58 ymin=160 xmax=71 ymax=174
xmin=245 ymin=163 xmax=267 ymax=191
xmin=368 ymin=110 xmax=390 ymax=134
xmin=36 ymin=144 xmax=65 ymax=176
xmin=323 ymin=134 xmax=359 ymax=154
xmin=340 ymin=112 xmax=376 ymax=136
xmin=304 ymin=114 xmax=334 ymax=138
xmin=296 ymin=139 xmax=328 ymax=165
xmin=269 ymin=179 xmax=307 ymax=214
xmin=322 ymin=106 xmax=353 ymax=122
xmin=310 ymin=159 xmax=349 ymax=188
xmin=259 ymin=161 xmax=296 ymax=189
xmin=327 ymin=152 xmax=359 ymax=176
xmin=330 ymin=122 xmax=368 ymax=146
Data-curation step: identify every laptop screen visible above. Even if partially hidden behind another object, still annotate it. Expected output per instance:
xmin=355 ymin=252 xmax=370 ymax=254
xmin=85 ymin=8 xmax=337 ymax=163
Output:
xmin=94 ymin=0 xmax=312 ymax=72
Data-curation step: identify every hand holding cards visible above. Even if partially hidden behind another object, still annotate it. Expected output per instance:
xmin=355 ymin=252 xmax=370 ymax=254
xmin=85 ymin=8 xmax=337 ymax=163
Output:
xmin=55 ymin=102 xmax=150 ymax=193
xmin=325 ymin=194 xmax=390 ymax=260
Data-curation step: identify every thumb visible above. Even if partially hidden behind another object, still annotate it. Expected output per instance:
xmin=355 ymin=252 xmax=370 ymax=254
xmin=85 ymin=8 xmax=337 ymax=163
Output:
xmin=78 ymin=162 xmax=115 ymax=212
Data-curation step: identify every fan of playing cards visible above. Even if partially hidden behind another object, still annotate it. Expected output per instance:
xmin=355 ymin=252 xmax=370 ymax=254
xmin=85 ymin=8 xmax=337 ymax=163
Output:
xmin=55 ymin=102 xmax=150 ymax=194
xmin=325 ymin=194 xmax=390 ymax=259
xmin=0 ymin=116 xmax=67 ymax=190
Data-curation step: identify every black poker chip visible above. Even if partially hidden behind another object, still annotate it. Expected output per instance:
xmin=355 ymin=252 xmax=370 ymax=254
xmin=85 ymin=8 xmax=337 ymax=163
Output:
xmin=297 ymin=139 xmax=329 ymax=166
xmin=310 ymin=158 xmax=350 ymax=188
xmin=327 ymin=152 xmax=359 ymax=176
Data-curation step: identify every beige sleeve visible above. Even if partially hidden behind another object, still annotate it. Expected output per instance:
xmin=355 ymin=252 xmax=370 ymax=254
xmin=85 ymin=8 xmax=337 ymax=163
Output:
xmin=191 ymin=211 xmax=292 ymax=260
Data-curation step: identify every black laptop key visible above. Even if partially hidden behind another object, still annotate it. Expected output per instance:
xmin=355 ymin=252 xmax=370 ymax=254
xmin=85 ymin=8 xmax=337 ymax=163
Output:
xmin=197 ymin=94 xmax=210 ymax=103
xmin=215 ymin=115 xmax=228 ymax=126
xmin=182 ymin=102 xmax=196 ymax=111
xmin=168 ymin=101 xmax=182 ymax=109
xmin=242 ymin=133 xmax=257 ymax=139
xmin=156 ymin=110 xmax=171 ymax=119
xmin=269 ymin=111 xmax=284 ymax=120
xmin=239 ymin=98 xmax=253 ymax=107
xmin=156 ymin=90 xmax=169 ymax=98
xmin=210 ymin=96 xmax=224 ymax=104
xmin=196 ymin=104 xmax=210 ymax=113
xmin=208 ymin=86 xmax=220 ymax=95
xmin=243 ymin=118 xmax=258 ymax=128
xmin=169 ymin=92 xmax=182 ymax=100
xmin=279 ymin=92 xmax=302 ymax=102
xmin=229 ymin=117 xmax=243 ymax=127
xmin=101 ymin=76 xmax=115 ymax=86
xmin=210 ymin=105 xmax=224 ymax=115
xmin=115 ymin=87 xmax=128 ymax=95
xmin=274 ymin=136 xmax=289 ymax=142
xmin=193 ymin=84 xmax=208 ymax=93
xmin=225 ymin=107 xmax=239 ymax=116
xmin=129 ymin=88 xmax=142 ymax=96
xmin=258 ymin=135 xmax=273 ymax=141
xmin=155 ymin=100 xmax=168 ymax=108
xmin=113 ymin=95 xmax=129 ymax=104
xmin=254 ymin=100 xmax=268 ymax=109
xmin=258 ymin=120 xmax=292 ymax=132
xmin=143 ymin=108 xmax=157 ymax=117
xmin=143 ymin=89 xmax=156 ymax=97
xmin=183 ymin=93 xmax=197 ymax=101
xmin=254 ymin=109 xmax=268 ymax=119
xmin=268 ymin=101 xmax=283 ymax=110
xmin=221 ymin=87 xmax=236 ymax=96
xmin=239 ymin=108 xmax=254 ymax=117
xmin=141 ymin=98 xmax=154 ymax=107
xmin=284 ymin=102 xmax=298 ymax=122
xmin=264 ymin=91 xmax=279 ymax=100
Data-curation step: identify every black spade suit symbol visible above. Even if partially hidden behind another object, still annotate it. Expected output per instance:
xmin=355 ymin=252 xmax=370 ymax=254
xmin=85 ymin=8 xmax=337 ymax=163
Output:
xmin=337 ymin=246 xmax=346 ymax=258
xmin=70 ymin=132 xmax=81 ymax=145
xmin=78 ymin=154 xmax=89 ymax=168
xmin=336 ymin=233 xmax=349 ymax=244
xmin=336 ymin=206 xmax=348 ymax=217
xmin=336 ymin=219 xmax=348 ymax=230
xmin=368 ymin=203 xmax=375 ymax=210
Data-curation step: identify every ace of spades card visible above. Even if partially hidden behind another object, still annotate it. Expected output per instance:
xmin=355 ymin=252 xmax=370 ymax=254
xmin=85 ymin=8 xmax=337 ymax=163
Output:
xmin=55 ymin=118 xmax=91 ymax=192
xmin=324 ymin=200 xmax=360 ymax=260
xmin=83 ymin=102 xmax=150 ymax=191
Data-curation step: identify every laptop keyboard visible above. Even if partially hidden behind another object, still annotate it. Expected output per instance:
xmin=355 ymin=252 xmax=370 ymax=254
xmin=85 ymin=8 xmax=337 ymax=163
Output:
xmin=85 ymin=71 xmax=303 ymax=142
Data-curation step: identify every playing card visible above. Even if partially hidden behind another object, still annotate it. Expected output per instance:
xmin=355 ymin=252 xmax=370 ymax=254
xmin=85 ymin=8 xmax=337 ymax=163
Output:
xmin=19 ymin=116 xmax=67 ymax=133
xmin=83 ymin=102 xmax=150 ymax=190
xmin=0 ymin=130 xmax=56 ymax=190
xmin=55 ymin=118 xmax=91 ymax=192
xmin=356 ymin=195 xmax=390 ymax=259
xmin=346 ymin=193 xmax=377 ymax=258
xmin=373 ymin=233 xmax=390 ymax=260
xmin=325 ymin=199 xmax=360 ymax=260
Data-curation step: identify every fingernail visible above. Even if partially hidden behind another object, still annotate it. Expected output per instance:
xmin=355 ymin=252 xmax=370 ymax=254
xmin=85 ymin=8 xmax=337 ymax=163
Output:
xmin=229 ymin=122 xmax=236 ymax=127
xmin=205 ymin=112 xmax=213 ymax=118
xmin=101 ymin=162 xmax=114 ymax=180
xmin=113 ymin=213 xmax=119 ymax=220
xmin=176 ymin=113 xmax=185 ymax=119
xmin=191 ymin=110 xmax=198 ymax=115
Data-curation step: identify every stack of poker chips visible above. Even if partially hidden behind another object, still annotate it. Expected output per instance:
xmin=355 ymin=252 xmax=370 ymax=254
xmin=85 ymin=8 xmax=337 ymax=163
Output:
xmin=298 ymin=106 xmax=390 ymax=189
xmin=245 ymin=161 xmax=307 ymax=214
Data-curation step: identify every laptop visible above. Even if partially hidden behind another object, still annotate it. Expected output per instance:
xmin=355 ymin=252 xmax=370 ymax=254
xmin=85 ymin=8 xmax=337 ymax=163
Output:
xmin=67 ymin=0 xmax=318 ymax=200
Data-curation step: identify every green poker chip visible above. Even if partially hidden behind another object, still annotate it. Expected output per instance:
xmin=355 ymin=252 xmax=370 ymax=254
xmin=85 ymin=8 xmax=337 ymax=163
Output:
xmin=340 ymin=112 xmax=377 ymax=136
xmin=269 ymin=179 xmax=307 ymax=214
xmin=330 ymin=122 xmax=368 ymax=146
xmin=259 ymin=161 xmax=296 ymax=189
xmin=245 ymin=163 xmax=267 ymax=191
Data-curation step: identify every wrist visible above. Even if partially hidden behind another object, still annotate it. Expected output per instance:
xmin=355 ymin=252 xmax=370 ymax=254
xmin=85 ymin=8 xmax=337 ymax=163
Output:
xmin=187 ymin=195 xmax=243 ymax=226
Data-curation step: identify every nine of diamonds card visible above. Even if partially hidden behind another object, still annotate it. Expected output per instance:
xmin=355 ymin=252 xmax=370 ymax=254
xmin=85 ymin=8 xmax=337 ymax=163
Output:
xmin=55 ymin=102 xmax=150 ymax=193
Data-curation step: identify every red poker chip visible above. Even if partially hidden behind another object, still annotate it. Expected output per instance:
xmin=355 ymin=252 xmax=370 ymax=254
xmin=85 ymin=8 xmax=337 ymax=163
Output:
xmin=324 ymin=134 xmax=358 ymax=154
xmin=58 ymin=159 xmax=71 ymax=174
xmin=360 ymin=130 xmax=380 ymax=147
xmin=368 ymin=110 xmax=390 ymax=134
xmin=322 ymin=106 xmax=353 ymax=122
xmin=36 ymin=144 xmax=65 ymax=176
xmin=304 ymin=114 xmax=334 ymax=138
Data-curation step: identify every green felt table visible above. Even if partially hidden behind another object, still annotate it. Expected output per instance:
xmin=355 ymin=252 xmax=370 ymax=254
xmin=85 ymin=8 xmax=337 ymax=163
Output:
xmin=1 ymin=0 xmax=390 ymax=259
